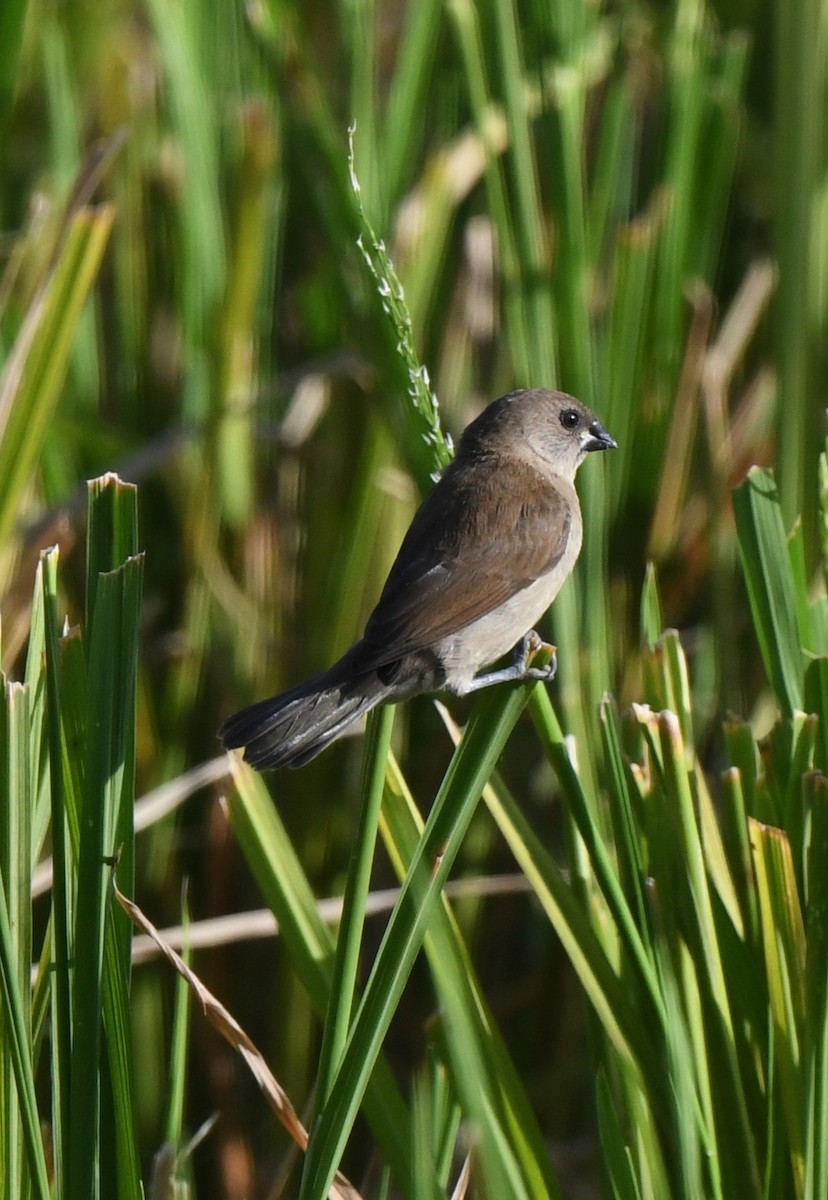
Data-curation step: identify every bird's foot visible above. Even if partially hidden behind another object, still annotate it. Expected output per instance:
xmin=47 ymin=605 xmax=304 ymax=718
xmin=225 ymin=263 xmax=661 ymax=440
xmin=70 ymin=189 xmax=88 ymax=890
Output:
xmin=460 ymin=632 xmax=557 ymax=694
xmin=512 ymin=630 xmax=557 ymax=682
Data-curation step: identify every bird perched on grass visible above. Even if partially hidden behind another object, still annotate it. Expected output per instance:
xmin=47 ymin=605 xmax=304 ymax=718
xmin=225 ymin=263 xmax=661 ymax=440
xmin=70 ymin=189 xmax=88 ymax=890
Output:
xmin=219 ymin=388 xmax=616 ymax=768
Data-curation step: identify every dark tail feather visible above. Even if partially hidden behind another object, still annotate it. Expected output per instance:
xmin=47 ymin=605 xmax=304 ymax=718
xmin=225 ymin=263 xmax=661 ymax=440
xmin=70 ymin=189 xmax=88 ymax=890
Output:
xmin=218 ymin=667 xmax=388 ymax=769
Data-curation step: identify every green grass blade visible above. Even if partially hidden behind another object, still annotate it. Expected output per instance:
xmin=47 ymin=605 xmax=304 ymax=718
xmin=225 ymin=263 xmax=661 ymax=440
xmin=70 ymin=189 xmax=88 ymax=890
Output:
xmin=41 ymin=547 xmax=72 ymax=1192
xmin=215 ymin=102 xmax=278 ymax=527
xmin=599 ymin=698 xmax=650 ymax=935
xmin=0 ymin=205 xmax=114 ymax=557
xmin=751 ymin=819 xmax=807 ymax=1195
xmin=85 ymin=475 xmax=139 ymax=630
xmin=313 ymin=704 xmax=395 ymax=1108
xmin=774 ymin=0 xmax=823 ymax=532
xmin=733 ymin=467 xmax=804 ymax=716
xmin=490 ymin=0 xmax=558 ymax=389
xmin=804 ymin=774 xmax=828 ymax=1200
xmin=69 ymin=474 xmax=143 ymax=1199
xmin=446 ymin=0 xmax=533 ymax=379
xmin=101 ymin=931 xmax=143 ymax=1200
xmin=23 ymin=558 xmax=50 ymax=865
xmin=480 ymin=762 xmax=662 ymax=1092
xmin=163 ymin=895 xmax=193 ymax=1151
xmin=380 ymin=0 xmax=445 ymax=204
xmin=0 ymin=0 xmax=26 ymax=127
xmin=299 ymin=683 xmax=534 ymax=1199
xmin=383 ymin=754 xmax=563 ymax=1200
xmin=226 ymin=757 xmax=416 ymax=1189
xmin=528 ymin=687 xmax=663 ymax=1018
xmin=0 ymin=679 xmax=34 ymax=1200
xmin=596 ymin=1068 xmax=644 ymax=1200
xmin=0 ymin=676 xmax=49 ymax=1200
xmin=0 ymin=859 xmax=50 ymax=1200
xmin=69 ymin=557 xmax=144 ymax=1198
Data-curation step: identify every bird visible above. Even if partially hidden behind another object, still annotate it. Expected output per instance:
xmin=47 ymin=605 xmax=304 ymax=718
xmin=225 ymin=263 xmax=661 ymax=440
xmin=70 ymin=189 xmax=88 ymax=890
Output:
xmin=219 ymin=388 xmax=616 ymax=769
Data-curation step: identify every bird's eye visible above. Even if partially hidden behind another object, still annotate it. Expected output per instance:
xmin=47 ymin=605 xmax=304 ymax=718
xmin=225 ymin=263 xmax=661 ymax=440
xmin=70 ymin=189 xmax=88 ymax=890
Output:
xmin=560 ymin=409 xmax=580 ymax=430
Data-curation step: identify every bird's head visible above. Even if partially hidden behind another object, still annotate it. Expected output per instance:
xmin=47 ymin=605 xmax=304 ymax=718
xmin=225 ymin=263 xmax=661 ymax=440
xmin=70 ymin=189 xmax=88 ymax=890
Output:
xmin=458 ymin=388 xmax=617 ymax=479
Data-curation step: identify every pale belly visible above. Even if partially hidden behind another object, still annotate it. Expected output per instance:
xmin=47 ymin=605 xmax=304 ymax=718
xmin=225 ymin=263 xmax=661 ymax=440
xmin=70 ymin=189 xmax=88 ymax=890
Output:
xmin=433 ymin=569 xmax=568 ymax=694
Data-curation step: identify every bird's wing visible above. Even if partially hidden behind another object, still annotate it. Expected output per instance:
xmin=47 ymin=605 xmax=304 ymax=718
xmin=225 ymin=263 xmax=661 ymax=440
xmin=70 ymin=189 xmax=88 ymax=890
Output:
xmin=357 ymin=457 xmax=574 ymax=668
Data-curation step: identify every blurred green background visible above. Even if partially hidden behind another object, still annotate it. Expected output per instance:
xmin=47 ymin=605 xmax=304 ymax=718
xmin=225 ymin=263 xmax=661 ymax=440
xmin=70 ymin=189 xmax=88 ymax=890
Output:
xmin=1 ymin=0 xmax=826 ymax=1196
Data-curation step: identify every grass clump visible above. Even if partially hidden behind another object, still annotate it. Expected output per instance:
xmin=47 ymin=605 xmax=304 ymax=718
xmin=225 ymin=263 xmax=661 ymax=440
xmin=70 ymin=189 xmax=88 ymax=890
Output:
xmin=0 ymin=0 xmax=827 ymax=1196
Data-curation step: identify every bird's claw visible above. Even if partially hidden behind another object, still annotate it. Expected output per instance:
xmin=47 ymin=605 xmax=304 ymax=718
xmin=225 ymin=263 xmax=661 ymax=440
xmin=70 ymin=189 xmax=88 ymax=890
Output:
xmin=512 ymin=631 xmax=557 ymax=683
xmin=523 ymin=656 xmax=557 ymax=682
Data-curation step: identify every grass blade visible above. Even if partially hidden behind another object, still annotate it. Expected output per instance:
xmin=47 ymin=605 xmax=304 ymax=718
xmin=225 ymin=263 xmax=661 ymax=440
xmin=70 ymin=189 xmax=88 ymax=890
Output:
xmin=226 ymin=757 xmax=416 ymax=1190
xmin=733 ymin=467 xmax=804 ymax=716
xmin=313 ymin=704 xmax=395 ymax=1108
xmin=299 ymin=683 xmax=534 ymax=1199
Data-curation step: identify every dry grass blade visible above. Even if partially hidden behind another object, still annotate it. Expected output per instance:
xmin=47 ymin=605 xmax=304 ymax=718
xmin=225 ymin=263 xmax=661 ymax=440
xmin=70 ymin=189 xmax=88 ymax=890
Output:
xmin=128 ymin=871 xmax=531 ymax=964
xmin=449 ymin=1153 xmax=472 ymax=1200
xmin=113 ymin=881 xmax=363 ymax=1200
xmin=0 ymin=130 xmax=124 ymax=431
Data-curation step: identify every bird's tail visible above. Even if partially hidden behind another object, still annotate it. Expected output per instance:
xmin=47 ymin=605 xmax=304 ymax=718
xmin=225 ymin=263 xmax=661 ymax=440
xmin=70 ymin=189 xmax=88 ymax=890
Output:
xmin=218 ymin=664 xmax=389 ymax=769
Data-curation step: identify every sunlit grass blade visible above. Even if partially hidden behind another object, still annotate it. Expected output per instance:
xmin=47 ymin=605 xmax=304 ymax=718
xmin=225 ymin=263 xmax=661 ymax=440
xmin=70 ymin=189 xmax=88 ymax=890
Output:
xmin=23 ymin=558 xmax=50 ymax=861
xmin=226 ymin=759 xmax=338 ymax=995
xmin=225 ymin=756 xmax=415 ymax=1188
xmin=528 ymin=687 xmax=662 ymax=1017
xmin=489 ymin=759 xmax=661 ymax=1075
xmin=411 ymin=1066 xmax=438 ymax=1200
xmin=654 ymin=712 xmax=754 ymax=1149
xmin=599 ymin=697 xmax=650 ymax=934
xmin=101 ymin=928 xmax=143 ymax=1200
xmin=383 ymin=752 xmax=564 ymax=1200
xmin=0 ymin=204 xmax=113 ymax=563
xmin=719 ymin=767 xmax=760 ymax=942
xmin=622 ymin=697 xmax=762 ymax=1195
xmin=750 ymin=819 xmax=806 ymax=1195
xmin=804 ymin=774 xmax=828 ymax=1200
xmin=649 ymin=931 xmax=716 ymax=1200
xmin=642 ymin=630 xmax=695 ymax=747
xmin=0 ymin=679 xmax=35 ymax=1200
xmin=299 ymin=683 xmax=534 ymax=1199
xmin=312 ymin=705 xmax=394 ymax=1109
xmin=164 ymin=894 xmax=193 ymax=1151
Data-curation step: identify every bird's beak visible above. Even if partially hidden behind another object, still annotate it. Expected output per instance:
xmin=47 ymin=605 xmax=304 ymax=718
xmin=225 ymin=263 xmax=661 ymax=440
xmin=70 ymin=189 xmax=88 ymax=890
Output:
xmin=583 ymin=419 xmax=617 ymax=453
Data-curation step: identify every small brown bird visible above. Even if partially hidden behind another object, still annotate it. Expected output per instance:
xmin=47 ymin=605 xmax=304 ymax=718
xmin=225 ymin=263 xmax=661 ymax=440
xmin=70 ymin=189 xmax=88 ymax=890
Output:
xmin=219 ymin=388 xmax=616 ymax=768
